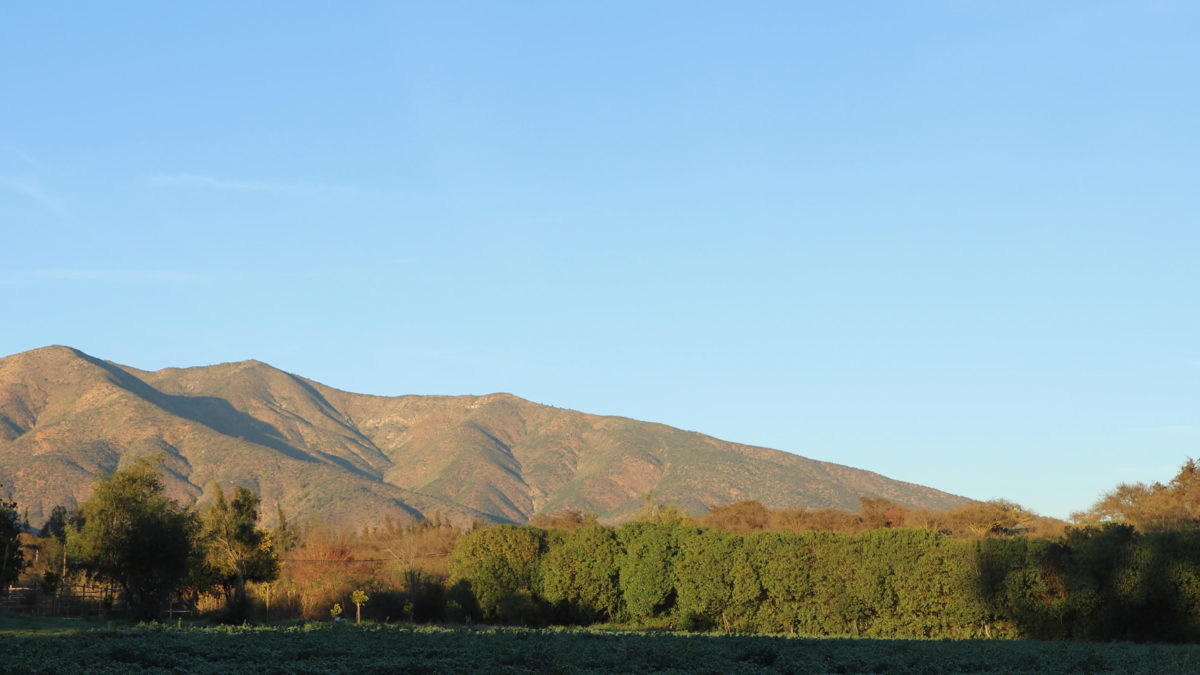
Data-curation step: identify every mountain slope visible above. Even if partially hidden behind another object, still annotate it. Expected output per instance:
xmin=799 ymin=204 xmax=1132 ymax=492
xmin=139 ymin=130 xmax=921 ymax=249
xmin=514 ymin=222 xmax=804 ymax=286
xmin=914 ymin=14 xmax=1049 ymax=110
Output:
xmin=0 ymin=346 xmax=970 ymax=528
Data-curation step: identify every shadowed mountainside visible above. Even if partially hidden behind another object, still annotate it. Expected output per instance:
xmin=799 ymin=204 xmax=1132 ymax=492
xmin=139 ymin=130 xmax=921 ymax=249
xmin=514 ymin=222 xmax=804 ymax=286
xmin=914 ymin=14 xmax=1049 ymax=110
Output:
xmin=0 ymin=346 xmax=970 ymax=528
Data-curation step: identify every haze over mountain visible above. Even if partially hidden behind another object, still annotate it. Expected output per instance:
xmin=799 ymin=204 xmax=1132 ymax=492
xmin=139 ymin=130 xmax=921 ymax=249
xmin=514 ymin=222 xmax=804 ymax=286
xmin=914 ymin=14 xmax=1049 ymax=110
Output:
xmin=0 ymin=346 xmax=969 ymax=528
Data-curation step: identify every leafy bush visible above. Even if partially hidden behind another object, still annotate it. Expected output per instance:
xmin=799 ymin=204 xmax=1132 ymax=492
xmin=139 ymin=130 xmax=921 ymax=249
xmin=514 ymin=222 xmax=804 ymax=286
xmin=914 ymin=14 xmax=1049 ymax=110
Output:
xmin=449 ymin=525 xmax=547 ymax=622
xmin=538 ymin=525 xmax=622 ymax=623
xmin=617 ymin=523 xmax=694 ymax=621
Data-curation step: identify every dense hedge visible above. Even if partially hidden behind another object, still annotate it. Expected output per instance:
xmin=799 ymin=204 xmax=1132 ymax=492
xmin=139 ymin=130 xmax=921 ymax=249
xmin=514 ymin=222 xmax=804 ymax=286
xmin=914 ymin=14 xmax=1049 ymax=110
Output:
xmin=449 ymin=522 xmax=1200 ymax=642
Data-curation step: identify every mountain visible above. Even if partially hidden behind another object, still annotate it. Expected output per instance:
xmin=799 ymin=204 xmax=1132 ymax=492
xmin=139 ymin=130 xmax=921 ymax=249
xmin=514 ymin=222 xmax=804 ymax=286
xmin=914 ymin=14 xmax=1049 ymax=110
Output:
xmin=0 ymin=346 xmax=970 ymax=528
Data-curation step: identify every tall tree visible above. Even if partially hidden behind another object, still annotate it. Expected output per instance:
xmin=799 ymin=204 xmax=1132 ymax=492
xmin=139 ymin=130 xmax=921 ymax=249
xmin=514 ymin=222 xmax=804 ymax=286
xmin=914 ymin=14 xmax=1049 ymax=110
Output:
xmin=0 ymin=490 xmax=26 ymax=590
xmin=198 ymin=484 xmax=279 ymax=618
xmin=273 ymin=503 xmax=299 ymax=553
xmin=67 ymin=459 xmax=197 ymax=621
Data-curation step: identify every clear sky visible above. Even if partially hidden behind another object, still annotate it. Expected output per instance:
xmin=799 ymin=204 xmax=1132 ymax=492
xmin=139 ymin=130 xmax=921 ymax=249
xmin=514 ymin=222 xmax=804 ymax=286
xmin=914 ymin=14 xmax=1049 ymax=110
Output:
xmin=3 ymin=2 xmax=1197 ymax=519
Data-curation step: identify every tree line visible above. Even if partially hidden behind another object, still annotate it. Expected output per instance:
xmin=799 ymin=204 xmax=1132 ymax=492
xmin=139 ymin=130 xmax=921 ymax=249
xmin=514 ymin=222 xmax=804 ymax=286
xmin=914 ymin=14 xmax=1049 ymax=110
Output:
xmin=5 ymin=458 xmax=1200 ymax=641
xmin=442 ymin=460 xmax=1200 ymax=641
xmin=448 ymin=518 xmax=1200 ymax=641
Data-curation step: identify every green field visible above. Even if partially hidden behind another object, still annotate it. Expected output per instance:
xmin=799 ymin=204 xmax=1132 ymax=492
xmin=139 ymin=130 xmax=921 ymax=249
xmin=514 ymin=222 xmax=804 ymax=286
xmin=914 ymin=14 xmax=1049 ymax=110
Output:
xmin=2 ymin=618 xmax=1200 ymax=674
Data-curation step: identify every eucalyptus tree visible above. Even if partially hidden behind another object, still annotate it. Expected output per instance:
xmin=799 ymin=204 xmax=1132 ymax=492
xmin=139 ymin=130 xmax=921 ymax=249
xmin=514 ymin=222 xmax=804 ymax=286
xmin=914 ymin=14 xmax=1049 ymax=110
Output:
xmin=196 ymin=484 xmax=280 ymax=620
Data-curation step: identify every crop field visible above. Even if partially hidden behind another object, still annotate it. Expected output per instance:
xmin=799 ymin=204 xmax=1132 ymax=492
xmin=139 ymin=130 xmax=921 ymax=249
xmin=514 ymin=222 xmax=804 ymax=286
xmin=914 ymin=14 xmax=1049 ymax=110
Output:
xmin=2 ymin=618 xmax=1200 ymax=674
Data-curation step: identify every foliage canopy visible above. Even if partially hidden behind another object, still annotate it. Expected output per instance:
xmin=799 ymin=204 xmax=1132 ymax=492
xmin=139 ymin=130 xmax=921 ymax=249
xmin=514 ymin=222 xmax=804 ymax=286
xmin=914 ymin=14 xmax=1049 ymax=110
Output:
xmin=67 ymin=458 xmax=198 ymax=621
xmin=195 ymin=483 xmax=280 ymax=620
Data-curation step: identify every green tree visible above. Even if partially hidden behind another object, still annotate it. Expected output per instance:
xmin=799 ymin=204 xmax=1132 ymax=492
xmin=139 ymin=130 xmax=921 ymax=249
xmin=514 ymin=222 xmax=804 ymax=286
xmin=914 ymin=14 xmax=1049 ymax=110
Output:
xmin=745 ymin=530 xmax=855 ymax=635
xmin=618 ymin=522 xmax=692 ymax=620
xmin=0 ymin=491 xmax=26 ymax=590
xmin=846 ymin=528 xmax=984 ymax=638
xmin=67 ymin=459 xmax=198 ymax=621
xmin=975 ymin=535 xmax=1069 ymax=639
xmin=197 ymin=484 xmax=280 ymax=620
xmin=538 ymin=525 xmax=623 ymax=623
xmin=449 ymin=525 xmax=548 ymax=623
xmin=746 ymin=531 xmax=817 ymax=633
xmin=673 ymin=528 xmax=760 ymax=631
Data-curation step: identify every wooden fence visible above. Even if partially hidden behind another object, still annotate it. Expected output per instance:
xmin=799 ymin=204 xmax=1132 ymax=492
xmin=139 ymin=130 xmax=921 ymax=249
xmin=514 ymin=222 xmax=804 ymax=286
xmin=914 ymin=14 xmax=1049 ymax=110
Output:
xmin=1 ymin=582 xmax=122 ymax=617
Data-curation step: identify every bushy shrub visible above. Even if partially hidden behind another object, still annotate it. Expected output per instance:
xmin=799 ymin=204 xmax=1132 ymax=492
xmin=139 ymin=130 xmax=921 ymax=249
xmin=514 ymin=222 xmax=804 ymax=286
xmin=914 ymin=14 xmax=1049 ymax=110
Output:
xmin=538 ymin=525 xmax=622 ymax=623
xmin=617 ymin=523 xmax=693 ymax=621
xmin=449 ymin=525 xmax=547 ymax=623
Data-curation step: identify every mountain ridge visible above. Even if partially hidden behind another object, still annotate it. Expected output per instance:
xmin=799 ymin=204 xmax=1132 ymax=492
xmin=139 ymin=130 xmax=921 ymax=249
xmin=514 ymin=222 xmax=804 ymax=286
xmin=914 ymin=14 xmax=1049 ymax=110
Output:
xmin=0 ymin=345 xmax=971 ymax=528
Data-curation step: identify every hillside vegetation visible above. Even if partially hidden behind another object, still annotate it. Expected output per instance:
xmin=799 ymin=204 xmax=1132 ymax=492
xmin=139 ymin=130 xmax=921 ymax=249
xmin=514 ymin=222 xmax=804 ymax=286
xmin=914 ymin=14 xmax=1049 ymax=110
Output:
xmin=0 ymin=346 xmax=968 ymax=529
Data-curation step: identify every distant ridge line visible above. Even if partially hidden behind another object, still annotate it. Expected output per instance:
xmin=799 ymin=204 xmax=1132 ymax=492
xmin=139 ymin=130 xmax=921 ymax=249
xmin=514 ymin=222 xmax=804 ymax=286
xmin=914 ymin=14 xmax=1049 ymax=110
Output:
xmin=0 ymin=345 xmax=971 ymax=529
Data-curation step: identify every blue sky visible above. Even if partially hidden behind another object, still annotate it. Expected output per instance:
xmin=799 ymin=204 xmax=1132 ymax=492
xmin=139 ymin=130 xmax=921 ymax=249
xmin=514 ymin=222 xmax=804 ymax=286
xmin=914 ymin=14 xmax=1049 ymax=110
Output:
xmin=2 ymin=2 xmax=1197 ymax=519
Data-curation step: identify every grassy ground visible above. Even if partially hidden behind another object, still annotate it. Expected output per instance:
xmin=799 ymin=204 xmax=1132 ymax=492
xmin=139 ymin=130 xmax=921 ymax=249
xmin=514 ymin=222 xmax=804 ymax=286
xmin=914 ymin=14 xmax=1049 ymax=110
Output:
xmin=3 ymin=616 xmax=1200 ymax=674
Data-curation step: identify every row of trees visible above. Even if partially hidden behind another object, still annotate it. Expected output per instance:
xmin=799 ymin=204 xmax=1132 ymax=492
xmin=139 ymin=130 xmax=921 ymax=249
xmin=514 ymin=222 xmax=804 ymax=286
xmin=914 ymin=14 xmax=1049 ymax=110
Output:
xmin=694 ymin=495 xmax=1065 ymax=539
xmin=438 ymin=460 xmax=1200 ymax=641
xmin=7 ymin=457 xmax=1200 ymax=639
xmin=448 ymin=521 xmax=1200 ymax=641
xmin=238 ymin=493 xmax=1068 ymax=624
